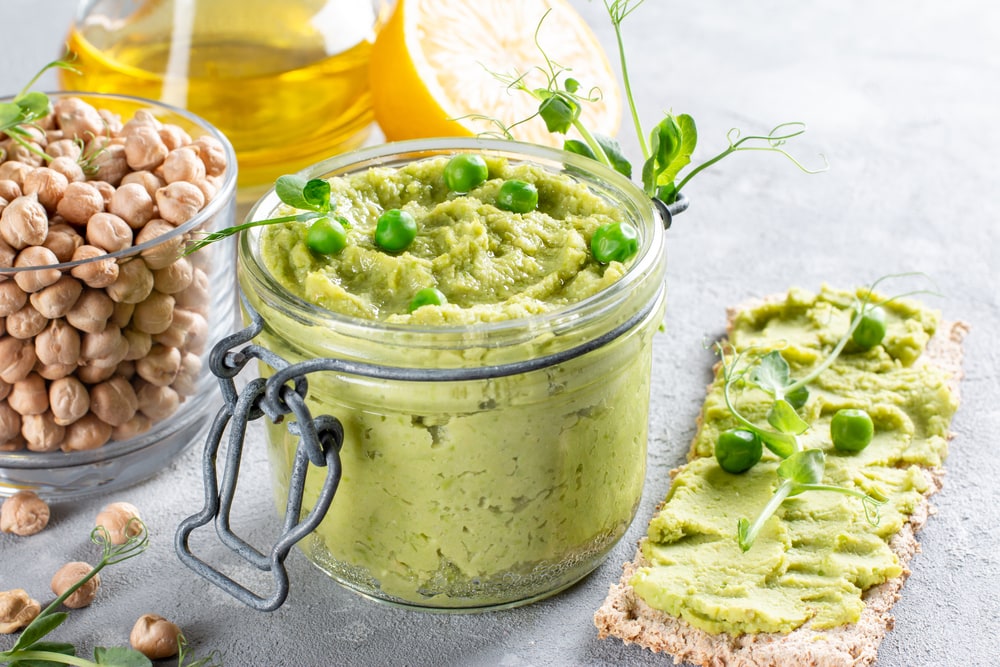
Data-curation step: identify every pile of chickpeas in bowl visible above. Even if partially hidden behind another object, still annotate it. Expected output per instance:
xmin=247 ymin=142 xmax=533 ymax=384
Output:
xmin=0 ymin=92 xmax=236 ymax=456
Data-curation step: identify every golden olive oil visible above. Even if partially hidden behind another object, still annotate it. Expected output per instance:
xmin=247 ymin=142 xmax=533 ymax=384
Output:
xmin=63 ymin=0 xmax=379 ymax=198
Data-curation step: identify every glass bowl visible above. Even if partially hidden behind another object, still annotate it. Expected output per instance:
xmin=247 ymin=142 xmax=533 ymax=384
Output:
xmin=229 ymin=138 xmax=669 ymax=610
xmin=0 ymin=91 xmax=239 ymax=500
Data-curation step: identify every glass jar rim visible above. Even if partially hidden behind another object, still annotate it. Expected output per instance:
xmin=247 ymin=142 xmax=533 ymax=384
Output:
xmin=238 ymin=137 xmax=666 ymax=343
xmin=0 ymin=90 xmax=238 ymax=274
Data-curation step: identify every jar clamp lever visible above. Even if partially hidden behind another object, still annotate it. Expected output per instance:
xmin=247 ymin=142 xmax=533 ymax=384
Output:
xmin=174 ymin=295 xmax=344 ymax=611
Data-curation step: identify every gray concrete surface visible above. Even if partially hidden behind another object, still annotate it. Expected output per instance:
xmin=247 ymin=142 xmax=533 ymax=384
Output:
xmin=2 ymin=1 xmax=998 ymax=665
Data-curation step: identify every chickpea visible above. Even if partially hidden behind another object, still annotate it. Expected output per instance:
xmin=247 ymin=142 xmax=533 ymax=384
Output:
xmin=76 ymin=363 xmax=117 ymax=385
xmin=90 ymin=180 xmax=116 ymax=209
xmin=49 ymin=155 xmax=86 ymax=183
xmin=116 ymin=359 xmax=136 ymax=380
xmin=0 ymin=193 xmax=49 ymax=249
xmin=70 ymin=245 xmax=120 ymax=289
xmin=86 ymin=211 xmax=133 ymax=253
xmin=8 ymin=373 xmax=47 ymax=415
xmin=30 ymin=275 xmax=83 ymax=318
xmin=130 ymin=614 xmax=182 ymax=660
xmin=0 ymin=280 xmax=27 ymax=316
xmin=89 ymin=376 xmax=138 ymax=426
xmin=120 ymin=109 xmax=162 ymax=138
xmin=46 ymin=138 xmax=83 ymax=161
xmin=194 ymin=135 xmax=227 ymax=177
xmin=80 ymin=325 xmax=129 ymax=368
xmin=132 ymin=290 xmax=175 ymax=334
xmin=111 ymin=412 xmax=151 ymax=441
xmin=0 ymin=161 xmax=32 ymax=187
xmin=97 ymin=108 xmax=124 ymax=136
xmin=0 ymin=179 xmax=22 ymax=201
xmin=66 ymin=288 xmax=114 ymax=333
xmin=109 ymin=182 xmax=155 ymax=229
xmin=152 ymin=255 xmax=193 ymax=294
xmin=6 ymin=142 xmax=45 ymax=168
xmin=0 ymin=379 xmax=10 ymax=401
xmin=109 ymin=300 xmax=135 ymax=328
xmin=136 ymin=344 xmax=181 ymax=387
xmin=122 ymin=327 xmax=153 ymax=361
xmin=22 ymin=411 xmax=66 ymax=452
xmin=0 ymin=338 xmax=36 ymax=383
xmin=61 ymin=412 xmax=112 ymax=451
xmin=0 ymin=401 xmax=22 ymax=442
xmin=154 ymin=308 xmax=207 ymax=352
xmin=50 ymin=376 xmax=90 ymax=426
xmin=124 ymin=124 xmax=169 ymax=172
xmin=95 ymin=501 xmax=143 ymax=545
xmin=35 ymin=318 xmax=82 ymax=367
xmin=51 ymin=561 xmax=101 ymax=608
xmin=0 ymin=435 xmax=25 ymax=452
xmin=86 ymin=142 xmax=129 ymax=187
xmin=6 ymin=302 xmax=48 ymax=339
xmin=120 ymin=170 xmax=164 ymax=199
xmin=172 ymin=351 xmax=202 ymax=397
xmin=22 ymin=167 xmax=69 ymax=213
xmin=0 ymin=490 xmax=50 ymax=536
xmin=56 ymin=181 xmax=105 ymax=225
xmin=155 ymin=181 xmax=204 ymax=225
xmin=173 ymin=267 xmax=209 ymax=314
xmin=53 ymin=97 xmax=105 ymax=141
xmin=13 ymin=246 xmax=61 ymax=293
xmin=135 ymin=219 xmax=183 ymax=270
xmin=193 ymin=178 xmax=217 ymax=203
xmin=37 ymin=362 xmax=77 ymax=381
xmin=0 ymin=589 xmax=40 ymax=633
xmin=42 ymin=222 xmax=84 ymax=262
xmin=105 ymin=257 xmax=154 ymax=304
xmin=137 ymin=382 xmax=179 ymax=422
xmin=160 ymin=146 xmax=206 ymax=184
xmin=160 ymin=124 xmax=192 ymax=150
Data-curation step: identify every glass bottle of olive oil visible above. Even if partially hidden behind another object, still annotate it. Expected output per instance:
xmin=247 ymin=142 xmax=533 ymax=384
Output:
xmin=63 ymin=0 xmax=387 ymax=200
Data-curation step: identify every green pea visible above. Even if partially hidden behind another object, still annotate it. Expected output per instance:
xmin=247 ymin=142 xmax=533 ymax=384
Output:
xmin=374 ymin=209 xmax=417 ymax=252
xmin=852 ymin=305 xmax=887 ymax=350
xmin=305 ymin=216 xmax=348 ymax=255
xmin=591 ymin=221 xmax=639 ymax=264
xmin=715 ymin=428 xmax=763 ymax=474
xmin=496 ymin=179 xmax=538 ymax=213
xmin=408 ymin=287 xmax=447 ymax=313
xmin=443 ymin=154 xmax=488 ymax=193
xmin=830 ymin=408 xmax=874 ymax=452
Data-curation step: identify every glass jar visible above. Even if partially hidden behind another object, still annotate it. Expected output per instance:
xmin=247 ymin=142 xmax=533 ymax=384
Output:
xmin=0 ymin=92 xmax=239 ymax=500
xmin=63 ymin=0 xmax=388 ymax=202
xmin=191 ymin=138 xmax=674 ymax=611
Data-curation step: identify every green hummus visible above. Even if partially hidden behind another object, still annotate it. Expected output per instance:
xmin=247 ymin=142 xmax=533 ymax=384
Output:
xmin=630 ymin=286 xmax=958 ymax=634
xmin=247 ymin=153 xmax=662 ymax=607
xmin=260 ymin=156 xmax=627 ymax=324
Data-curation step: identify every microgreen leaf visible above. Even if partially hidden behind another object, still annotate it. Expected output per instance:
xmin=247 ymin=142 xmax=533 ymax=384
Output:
xmin=15 ymin=91 xmax=50 ymax=118
xmin=777 ymin=449 xmax=826 ymax=488
xmin=301 ymin=178 xmax=333 ymax=212
xmin=0 ymin=103 xmax=22 ymax=127
xmin=92 ymin=646 xmax=152 ymax=667
xmin=9 ymin=613 xmax=68 ymax=654
xmin=538 ymin=92 xmax=579 ymax=134
xmin=6 ymin=641 xmax=76 ymax=667
xmin=749 ymin=350 xmax=793 ymax=397
xmin=767 ymin=398 xmax=810 ymax=435
xmin=276 ymin=175 xmax=333 ymax=212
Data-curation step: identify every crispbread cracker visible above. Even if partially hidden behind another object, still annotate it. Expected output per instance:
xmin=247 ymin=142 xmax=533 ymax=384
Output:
xmin=594 ymin=309 xmax=968 ymax=667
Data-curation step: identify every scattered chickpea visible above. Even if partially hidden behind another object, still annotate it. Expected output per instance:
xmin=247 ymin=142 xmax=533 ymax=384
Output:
xmin=109 ymin=182 xmax=155 ymax=229
xmin=61 ymin=412 xmax=112 ymax=451
xmin=8 ymin=373 xmax=48 ymax=415
xmin=22 ymin=411 xmax=65 ymax=452
xmin=130 ymin=613 xmax=182 ymax=660
xmin=50 ymin=561 xmax=100 ymax=608
xmin=70 ymin=245 xmax=120 ymax=289
xmin=66 ymin=288 xmax=114 ymax=333
xmin=95 ymin=501 xmax=143 ymax=545
xmin=41 ymin=222 xmax=84 ymax=262
xmin=5 ymin=303 xmax=47 ymax=339
xmin=34 ymin=318 xmax=82 ymax=367
xmin=86 ymin=211 xmax=133 ymax=253
xmin=155 ymin=181 xmax=205 ymax=225
xmin=89 ymin=376 xmax=138 ymax=427
xmin=0 ymin=194 xmax=49 ymax=249
xmin=0 ymin=490 xmax=50 ymax=536
xmin=0 ymin=589 xmax=40 ymax=633
xmin=56 ymin=181 xmax=105 ymax=225
xmin=49 ymin=376 xmax=91 ymax=426
xmin=30 ymin=275 xmax=83 ymax=319
xmin=22 ymin=167 xmax=68 ymax=213
xmin=105 ymin=257 xmax=154 ymax=304
xmin=12 ymin=246 xmax=61 ymax=293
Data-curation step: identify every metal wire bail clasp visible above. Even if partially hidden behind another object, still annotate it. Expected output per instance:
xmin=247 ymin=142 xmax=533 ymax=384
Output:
xmin=174 ymin=295 xmax=344 ymax=611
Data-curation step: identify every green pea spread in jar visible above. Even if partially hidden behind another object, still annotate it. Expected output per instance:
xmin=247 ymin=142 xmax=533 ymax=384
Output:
xmin=248 ymin=151 xmax=661 ymax=607
xmin=260 ymin=156 xmax=628 ymax=324
xmin=630 ymin=286 xmax=958 ymax=634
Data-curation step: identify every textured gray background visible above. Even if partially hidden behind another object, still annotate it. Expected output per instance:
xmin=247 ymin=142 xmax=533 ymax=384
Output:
xmin=2 ymin=1 xmax=998 ymax=666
